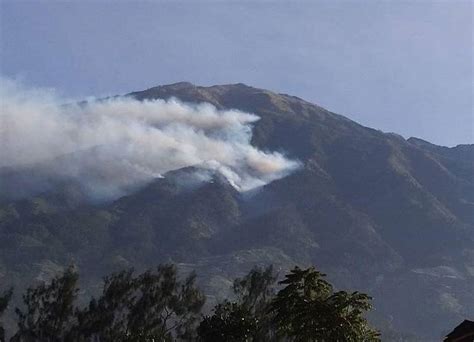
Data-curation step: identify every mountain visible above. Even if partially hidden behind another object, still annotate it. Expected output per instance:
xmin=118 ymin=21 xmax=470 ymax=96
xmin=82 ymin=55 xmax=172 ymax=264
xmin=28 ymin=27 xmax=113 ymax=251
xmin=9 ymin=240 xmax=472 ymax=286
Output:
xmin=1 ymin=82 xmax=473 ymax=339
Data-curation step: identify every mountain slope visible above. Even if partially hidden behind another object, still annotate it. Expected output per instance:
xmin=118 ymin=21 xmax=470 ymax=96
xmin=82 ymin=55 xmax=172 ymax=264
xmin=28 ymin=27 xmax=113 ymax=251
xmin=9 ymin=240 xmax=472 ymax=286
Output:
xmin=1 ymin=82 xmax=472 ymax=339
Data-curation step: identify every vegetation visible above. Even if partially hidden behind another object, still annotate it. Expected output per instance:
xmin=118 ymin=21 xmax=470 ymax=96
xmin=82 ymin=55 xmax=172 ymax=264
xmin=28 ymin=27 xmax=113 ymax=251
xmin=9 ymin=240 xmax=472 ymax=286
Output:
xmin=198 ymin=266 xmax=277 ymax=341
xmin=1 ymin=264 xmax=379 ymax=341
xmin=270 ymin=267 xmax=379 ymax=341
xmin=1 ymin=288 xmax=13 ymax=342
xmin=12 ymin=266 xmax=78 ymax=341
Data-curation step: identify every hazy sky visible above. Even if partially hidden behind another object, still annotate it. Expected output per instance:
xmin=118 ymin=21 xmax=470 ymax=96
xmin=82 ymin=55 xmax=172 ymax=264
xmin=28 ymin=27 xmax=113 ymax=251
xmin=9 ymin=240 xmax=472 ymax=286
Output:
xmin=1 ymin=0 xmax=472 ymax=146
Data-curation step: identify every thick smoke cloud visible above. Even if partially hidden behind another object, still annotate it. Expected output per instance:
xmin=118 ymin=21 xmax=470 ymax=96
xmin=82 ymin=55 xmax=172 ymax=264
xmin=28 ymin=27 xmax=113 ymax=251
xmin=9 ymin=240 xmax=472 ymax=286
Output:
xmin=0 ymin=78 xmax=299 ymax=201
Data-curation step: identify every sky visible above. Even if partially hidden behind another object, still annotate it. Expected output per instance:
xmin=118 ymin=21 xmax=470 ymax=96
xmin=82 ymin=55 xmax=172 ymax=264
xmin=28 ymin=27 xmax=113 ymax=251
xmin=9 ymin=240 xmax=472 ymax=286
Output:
xmin=0 ymin=0 xmax=472 ymax=146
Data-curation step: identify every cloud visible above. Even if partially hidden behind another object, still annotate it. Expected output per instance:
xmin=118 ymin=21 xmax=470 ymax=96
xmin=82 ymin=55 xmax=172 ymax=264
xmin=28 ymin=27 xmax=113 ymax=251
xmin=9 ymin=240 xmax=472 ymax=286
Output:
xmin=0 ymin=78 xmax=300 ymax=201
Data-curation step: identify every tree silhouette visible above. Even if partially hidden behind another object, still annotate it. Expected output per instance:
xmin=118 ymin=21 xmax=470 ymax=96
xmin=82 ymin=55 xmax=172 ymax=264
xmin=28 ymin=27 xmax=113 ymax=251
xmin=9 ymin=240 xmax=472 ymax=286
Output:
xmin=12 ymin=266 xmax=78 ymax=342
xmin=269 ymin=266 xmax=380 ymax=341
xmin=3 ymin=264 xmax=380 ymax=341
xmin=0 ymin=288 xmax=13 ymax=342
xmin=74 ymin=264 xmax=205 ymax=341
xmin=198 ymin=265 xmax=277 ymax=341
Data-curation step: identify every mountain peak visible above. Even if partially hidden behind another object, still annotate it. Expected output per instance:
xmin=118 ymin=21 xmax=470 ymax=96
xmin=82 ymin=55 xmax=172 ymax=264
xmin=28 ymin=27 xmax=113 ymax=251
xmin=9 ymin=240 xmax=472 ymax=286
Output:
xmin=2 ymin=82 xmax=473 ymax=340
xmin=163 ymin=81 xmax=195 ymax=88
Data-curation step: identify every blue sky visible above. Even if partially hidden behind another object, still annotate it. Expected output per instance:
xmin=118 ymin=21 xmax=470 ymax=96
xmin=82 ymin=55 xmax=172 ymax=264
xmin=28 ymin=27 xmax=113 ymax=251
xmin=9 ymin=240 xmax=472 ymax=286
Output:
xmin=1 ymin=0 xmax=472 ymax=146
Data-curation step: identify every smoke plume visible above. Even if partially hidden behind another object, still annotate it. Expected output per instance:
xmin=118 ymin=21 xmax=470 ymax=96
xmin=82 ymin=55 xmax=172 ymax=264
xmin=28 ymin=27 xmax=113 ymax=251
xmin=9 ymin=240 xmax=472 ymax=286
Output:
xmin=0 ymin=78 xmax=299 ymax=201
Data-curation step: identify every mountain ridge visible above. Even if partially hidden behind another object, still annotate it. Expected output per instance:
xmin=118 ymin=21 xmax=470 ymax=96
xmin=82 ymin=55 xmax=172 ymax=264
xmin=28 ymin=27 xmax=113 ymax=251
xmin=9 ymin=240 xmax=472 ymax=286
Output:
xmin=0 ymin=83 xmax=472 ymax=339
xmin=130 ymin=82 xmax=473 ymax=150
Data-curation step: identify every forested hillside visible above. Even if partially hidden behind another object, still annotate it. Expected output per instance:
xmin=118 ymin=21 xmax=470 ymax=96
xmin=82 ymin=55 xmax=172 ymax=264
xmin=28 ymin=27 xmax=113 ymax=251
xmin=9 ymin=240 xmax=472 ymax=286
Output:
xmin=1 ymin=83 xmax=473 ymax=339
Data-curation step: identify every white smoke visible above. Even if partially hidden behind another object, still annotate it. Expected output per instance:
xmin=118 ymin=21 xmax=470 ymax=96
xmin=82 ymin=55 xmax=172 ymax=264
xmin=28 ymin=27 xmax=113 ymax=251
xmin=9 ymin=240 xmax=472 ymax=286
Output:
xmin=0 ymin=78 xmax=300 ymax=201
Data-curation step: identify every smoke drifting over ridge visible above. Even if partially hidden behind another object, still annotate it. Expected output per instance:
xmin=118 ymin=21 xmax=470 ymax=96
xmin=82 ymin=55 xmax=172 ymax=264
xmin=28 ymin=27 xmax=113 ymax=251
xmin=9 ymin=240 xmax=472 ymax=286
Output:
xmin=0 ymin=78 xmax=300 ymax=201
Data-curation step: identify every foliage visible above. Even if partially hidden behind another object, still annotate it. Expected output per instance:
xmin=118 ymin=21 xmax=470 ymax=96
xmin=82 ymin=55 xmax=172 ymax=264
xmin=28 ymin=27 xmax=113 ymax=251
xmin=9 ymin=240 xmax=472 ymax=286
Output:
xmin=198 ymin=265 xmax=277 ymax=341
xmin=11 ymin=266 xmax=78 ymax=342
xmin=198 ymin=302 xmax=258 ymax=342
xmin=269 ymin=266 xmax=380 ymax=341
xmin=233 ymin=265 xmax=277 ymax=314
xmin=0 ymin=288 xmax=13 ymax=342
xmin=4 ymin=264 xmax=380 ymax=341
xmin=73 ymin=264 xmax=205 ymax=341
xmin=0 ymin=289 xmax=12 ymax=317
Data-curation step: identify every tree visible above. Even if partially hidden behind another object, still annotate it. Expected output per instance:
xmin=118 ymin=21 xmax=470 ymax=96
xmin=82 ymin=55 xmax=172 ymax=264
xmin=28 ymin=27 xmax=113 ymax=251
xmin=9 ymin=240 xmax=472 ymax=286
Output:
xmin=4 ymin=264 xmax=381 ymax=341
xmin=74 ymin=264 xmax=205 ymax=341
xmin=0 ymin=288 xmax=13 ymax=342
xmin=233 ymin=265 xmax=277 ymax=315
xmin=198 ymin=265 xmax=277 ymax=342
xmin=269 ymin=266 xmax=380 ymax=341
xmin=198 ymin=301 xmax=258 ymax=342
xmin=12 ymin=266 xmax=78 ymax=342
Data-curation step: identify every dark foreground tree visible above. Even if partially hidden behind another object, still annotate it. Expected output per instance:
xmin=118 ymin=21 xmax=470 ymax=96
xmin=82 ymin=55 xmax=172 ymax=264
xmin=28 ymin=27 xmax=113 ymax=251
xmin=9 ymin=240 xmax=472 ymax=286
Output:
xmin=198 ymin=265 xmax=277 ymax=341
xmin=0 ymin=288 xmax=13 ymax=342
xmin=73 ymin=264 xmax=205 ymax=341
xmin=4 ymin=264 xmax=379 ymax=341
xmin=11 ymin=266 xmax=78 ymax=342
xmin=269 ymin=266 xmax=380 ymax=342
